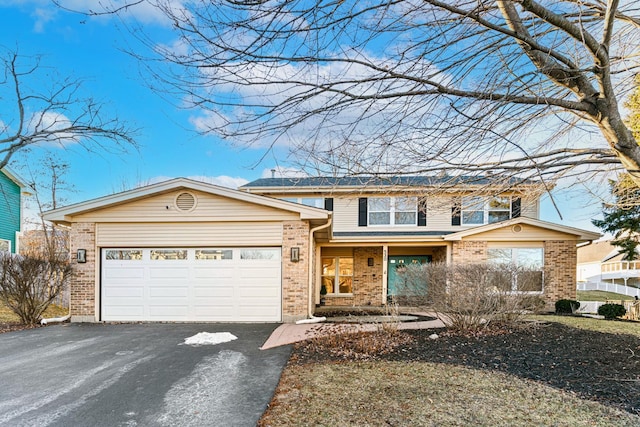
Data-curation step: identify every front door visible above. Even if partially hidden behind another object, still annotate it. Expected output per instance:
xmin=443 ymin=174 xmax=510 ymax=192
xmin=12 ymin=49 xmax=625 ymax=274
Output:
xmin=387 ymin=255 xmax=432 ymax=298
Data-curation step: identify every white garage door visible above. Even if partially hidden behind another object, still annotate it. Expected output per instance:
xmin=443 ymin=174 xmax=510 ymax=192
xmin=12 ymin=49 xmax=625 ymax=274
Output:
xmin=101 ymin=247 xmax=282 ymax=322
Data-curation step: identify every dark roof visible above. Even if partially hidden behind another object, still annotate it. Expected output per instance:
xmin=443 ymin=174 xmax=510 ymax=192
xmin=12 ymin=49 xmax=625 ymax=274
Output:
xmin=241 ymin=175 xmax=538 ymax=189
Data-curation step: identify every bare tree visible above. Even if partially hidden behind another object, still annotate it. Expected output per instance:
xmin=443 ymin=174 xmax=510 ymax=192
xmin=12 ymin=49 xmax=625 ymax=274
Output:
xmin=0 ymin=47 xmax=136 ymax=170
xmin=80 ymin=0 xmax=637 ymax=193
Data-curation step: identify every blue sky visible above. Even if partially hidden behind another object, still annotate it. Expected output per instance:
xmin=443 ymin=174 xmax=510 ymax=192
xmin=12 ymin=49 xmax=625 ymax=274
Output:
xmin=0 ymin=1 xmax=605 ymax=232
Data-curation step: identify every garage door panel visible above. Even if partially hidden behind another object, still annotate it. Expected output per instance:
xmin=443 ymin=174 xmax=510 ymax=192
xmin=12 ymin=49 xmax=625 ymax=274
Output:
xmin=149 ymin=268 xmax=189 ymax=279
xmin=103 ymin=267 xmax=145 ymax=279
xmin=102 ymin=247 xmax=281 ymax=322
xmin=103 ymin=286 xmax=144 ymax=298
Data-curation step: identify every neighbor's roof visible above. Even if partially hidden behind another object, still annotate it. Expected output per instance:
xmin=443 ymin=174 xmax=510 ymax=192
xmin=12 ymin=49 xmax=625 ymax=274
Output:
xmin=43 ymin=177 xmax=331 ymax=224
xmin=241 ymin=175 xmax=542 ymax=192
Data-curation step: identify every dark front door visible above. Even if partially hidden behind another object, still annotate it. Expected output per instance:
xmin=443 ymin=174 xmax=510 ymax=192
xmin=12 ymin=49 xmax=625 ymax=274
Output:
xmin=387 ymin=255 xmax=432 ymax=297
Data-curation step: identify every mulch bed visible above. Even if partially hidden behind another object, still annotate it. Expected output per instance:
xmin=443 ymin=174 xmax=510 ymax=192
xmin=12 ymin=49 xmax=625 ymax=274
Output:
xmin=292 ymin=321 xmax=640 ymax=416
xmin=0 ymin=322 xmax=40 ymax=334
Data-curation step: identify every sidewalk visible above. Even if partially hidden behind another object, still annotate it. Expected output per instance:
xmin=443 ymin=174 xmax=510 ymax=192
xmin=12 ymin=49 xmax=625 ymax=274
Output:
xmin=261 ymin=315 xmax=445 ymax=350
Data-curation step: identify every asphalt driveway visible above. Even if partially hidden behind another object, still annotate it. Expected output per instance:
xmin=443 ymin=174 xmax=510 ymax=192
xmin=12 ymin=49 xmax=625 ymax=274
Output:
xmin=0 ymin=323 xmax=291 ymax=427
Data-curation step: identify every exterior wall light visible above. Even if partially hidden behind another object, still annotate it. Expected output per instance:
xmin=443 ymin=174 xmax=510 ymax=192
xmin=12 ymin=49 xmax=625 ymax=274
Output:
xmin=291 ymin=247 xmax=300 ymax=262
xmin=77 ymin=249 xmax=87 ymax=263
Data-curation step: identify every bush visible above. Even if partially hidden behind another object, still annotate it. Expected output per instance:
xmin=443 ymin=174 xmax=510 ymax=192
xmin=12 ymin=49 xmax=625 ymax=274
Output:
xmin=0 ymin=253 xmax=71 ymax=324
xmin=397 ymin=262 xmax=545 ymax=333
xmin=598 ymin=303 xmax=627 ymax=319
xmin=555 ymin=299 xmax=580 ymax=314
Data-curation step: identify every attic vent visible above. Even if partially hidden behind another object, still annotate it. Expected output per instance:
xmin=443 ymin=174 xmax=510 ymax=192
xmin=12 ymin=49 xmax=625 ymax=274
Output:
xmin=175 ymin=192 xmax=196 ymax=212
xmin=512 ymin=224 xmax=523 ymax=233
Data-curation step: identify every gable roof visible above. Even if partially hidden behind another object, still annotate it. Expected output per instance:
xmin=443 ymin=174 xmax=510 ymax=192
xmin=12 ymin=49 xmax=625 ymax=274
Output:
xmin=443 ymin=216 xmax=601 ymax=242
xmin=241 ymin=175 xmax=542 ymax=192
xmin=43 ymin=177 xmax=331 ymax=224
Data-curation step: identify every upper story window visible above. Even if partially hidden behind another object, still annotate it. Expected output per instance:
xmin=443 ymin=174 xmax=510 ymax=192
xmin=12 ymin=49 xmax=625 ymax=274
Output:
xmin=281 ymin=197 xmax=324 ymax=208
xmin=368 ymin=197 xmax=417 ymax=226
xmin=0 ymin=239 xmax=10 ymax=253
xmin=461 ymin=196 xmax=511 ymax=225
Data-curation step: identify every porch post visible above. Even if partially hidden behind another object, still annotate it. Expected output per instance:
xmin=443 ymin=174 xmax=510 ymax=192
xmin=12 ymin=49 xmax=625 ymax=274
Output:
xmin=382 ymin=244 xmax=388 ymax=304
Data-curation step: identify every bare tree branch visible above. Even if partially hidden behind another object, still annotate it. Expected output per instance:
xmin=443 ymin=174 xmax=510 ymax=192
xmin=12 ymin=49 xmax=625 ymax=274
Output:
xmin=0 ymin=48 xmax=137 ymax=170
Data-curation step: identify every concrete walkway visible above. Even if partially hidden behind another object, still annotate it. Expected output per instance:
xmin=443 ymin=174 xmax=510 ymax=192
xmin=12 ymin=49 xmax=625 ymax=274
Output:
xmin=261 ymin=315 xmax=445 ymax=349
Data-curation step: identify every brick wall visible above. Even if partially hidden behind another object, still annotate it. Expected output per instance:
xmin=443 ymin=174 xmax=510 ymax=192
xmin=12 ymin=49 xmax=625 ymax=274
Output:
xmin=324 ymin=247 xmax=383 ymax=307
xmin=281 ymin=221 xmax=310 ymax=322
xmin=451 ymin=241 xmax=488 ymax=263
xmin=69 ymin=222 xmax=97 ymax=321
xmin=543 ymin=240 xmax=577 ymax=310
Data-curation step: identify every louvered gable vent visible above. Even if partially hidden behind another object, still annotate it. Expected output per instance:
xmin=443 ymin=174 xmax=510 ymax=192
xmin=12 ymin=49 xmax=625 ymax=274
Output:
xmin=175 ymin=192 xmax=196 ymax=211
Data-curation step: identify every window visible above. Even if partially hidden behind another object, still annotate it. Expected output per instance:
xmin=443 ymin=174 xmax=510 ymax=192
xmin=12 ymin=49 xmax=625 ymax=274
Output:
xmin=368 ymin=197 xmax=417 ymax=226
xmin=240 ymin=248 xmax=280 ymax=260
xmin=322 ymin=257 xmax=353 ymax=294
xmin=150 ymin=249 xmax=188 ymax=260
xmin=0 ymin=239 xmax=10 ymax=253
xmin=487 ymin=247 xmax=544 ymax=292
xmin=281 ymin=197 xmax=324 ymax=208
xmin=461 ymin=196 xmax=511 ymax=225
xmin=195 ymin=249 xmax=233 ymax=260
xmin=105 ymin=250 xmax=142 ymax=260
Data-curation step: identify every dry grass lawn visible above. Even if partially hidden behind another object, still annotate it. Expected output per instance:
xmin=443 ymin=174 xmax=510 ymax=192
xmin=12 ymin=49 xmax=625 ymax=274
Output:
xmin=261 ymin=362 xmax=639 ymax=427
xmin=260 ymin=315 xmax=640 ymax=426
xmin=0 ymin=302 xmax=68 ymax=323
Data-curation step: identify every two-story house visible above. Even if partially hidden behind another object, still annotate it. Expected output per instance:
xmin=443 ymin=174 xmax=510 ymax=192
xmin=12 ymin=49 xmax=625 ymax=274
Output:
xmin=0 ymin=168 xmax=30 ymax=254
xmin=43 ymin=176 xmax=599 ymax=323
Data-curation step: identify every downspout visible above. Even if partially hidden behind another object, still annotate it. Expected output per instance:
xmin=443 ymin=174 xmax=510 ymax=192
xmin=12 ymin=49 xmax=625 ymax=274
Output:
xmin=300 ymin=217 xmax=332 ymax=322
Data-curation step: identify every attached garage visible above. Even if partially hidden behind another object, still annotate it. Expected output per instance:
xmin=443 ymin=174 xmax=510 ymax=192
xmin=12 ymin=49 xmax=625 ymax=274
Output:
xmin=42 ymin=178 xmax=331 ymax=323
xmin=101 ymin=247 xmax=282 ymax=322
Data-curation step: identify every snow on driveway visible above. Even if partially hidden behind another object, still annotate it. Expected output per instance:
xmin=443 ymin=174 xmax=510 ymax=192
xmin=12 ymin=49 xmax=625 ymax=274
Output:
xmin=182 ymin=332 xmax=237 ymax=346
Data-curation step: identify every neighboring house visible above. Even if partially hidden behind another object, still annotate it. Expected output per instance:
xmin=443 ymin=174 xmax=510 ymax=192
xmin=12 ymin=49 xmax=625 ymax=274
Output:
xmin=577 ymin=239 xmax=640 ymax=289
xmin=0 ymin=168 xmax=30 ymax=254
xmin=43 ymin=176 xmax=600 ymax=323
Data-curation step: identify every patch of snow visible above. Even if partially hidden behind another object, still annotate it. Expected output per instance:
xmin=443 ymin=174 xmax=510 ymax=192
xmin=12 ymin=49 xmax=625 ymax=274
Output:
xmin=182 ymin=332 xmax=238 ymax=346
xmin=429 ymin=333 xmax=439 ymax=340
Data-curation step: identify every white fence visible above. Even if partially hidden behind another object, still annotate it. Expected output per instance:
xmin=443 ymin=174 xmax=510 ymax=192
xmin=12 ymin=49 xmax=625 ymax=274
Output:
xmin=577 ymin=281 xmax=640 ymax=297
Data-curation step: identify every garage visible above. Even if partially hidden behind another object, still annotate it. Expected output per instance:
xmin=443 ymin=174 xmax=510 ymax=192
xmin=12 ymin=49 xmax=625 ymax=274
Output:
xmin=101 ymin=247 xmax=282 ymax=322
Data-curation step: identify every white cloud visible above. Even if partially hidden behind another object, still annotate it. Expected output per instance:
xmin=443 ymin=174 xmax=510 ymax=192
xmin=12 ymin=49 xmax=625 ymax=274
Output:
xmin=145 ymin=174 xmax=249 ymax=189
xmin=28 ymin=111 xmax=80 ymax=147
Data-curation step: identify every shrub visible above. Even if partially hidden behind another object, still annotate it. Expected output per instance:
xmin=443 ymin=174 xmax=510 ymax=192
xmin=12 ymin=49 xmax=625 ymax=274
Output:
xmin=598 ymin=303 xmax=627 ymax=319
xmin=555 ymin=299 xmax=580 ymax=314
xmin=397 ymin=262 xmax=545 ymax=333
xmin=0 ymin=253 xmax=71 ymax=324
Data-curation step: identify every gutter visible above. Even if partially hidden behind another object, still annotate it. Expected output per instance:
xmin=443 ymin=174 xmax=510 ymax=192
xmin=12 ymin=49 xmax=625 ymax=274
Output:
xmin=303 ymin=217 xmax=332 ymax=321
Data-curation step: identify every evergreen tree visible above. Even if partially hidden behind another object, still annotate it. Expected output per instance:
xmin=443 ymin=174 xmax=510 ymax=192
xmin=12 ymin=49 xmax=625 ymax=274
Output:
xmin=592 ymin=175 xmax=640 ymax=261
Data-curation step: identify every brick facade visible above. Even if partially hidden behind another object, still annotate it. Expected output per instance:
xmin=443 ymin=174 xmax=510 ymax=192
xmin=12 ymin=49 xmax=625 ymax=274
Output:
xmin=543 ymin=240 xmax=577 ymax=310
xmin=69 ymin=222 xmax=97 ymax=321
xmin=281 ymin=221 xmax=310 ymax=322
xmin=323 ymin=247 xmax=384 ymax=307
xmin=450 ymin=239 xmax=577 ymax=311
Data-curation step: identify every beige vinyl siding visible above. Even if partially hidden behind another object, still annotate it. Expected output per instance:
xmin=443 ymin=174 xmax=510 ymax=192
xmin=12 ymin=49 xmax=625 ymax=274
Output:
xmin=75 ymin=190 xmax=299 ymax=223
xmin=97 ymin=222 xmax=283 ymax=246
xmin=463 ymin=224 xmax=574 ymax=241
xmin=332 ymin=197 xmax=359 ymax=233
xmin=522 ymin=198 xmax=539 ymax=218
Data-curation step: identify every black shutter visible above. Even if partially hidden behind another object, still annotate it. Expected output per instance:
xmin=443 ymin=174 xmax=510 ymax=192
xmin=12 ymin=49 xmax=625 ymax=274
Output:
xmin=511 ymin=197 xmax=521 ymax=218
xmin=451 ymin=198 xmax=461 ymax=226
xmin=417 ymin=198 xmax=427 ymax=227
xmin=324 ymin=198 xmax=334 ymax=211
xmin=358 ymin=198 xmax=368 ymax=227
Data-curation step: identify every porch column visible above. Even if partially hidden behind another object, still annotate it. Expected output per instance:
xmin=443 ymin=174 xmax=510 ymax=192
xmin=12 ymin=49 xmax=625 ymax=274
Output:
xmin=382 ymin=244 xmax=388 ymax=304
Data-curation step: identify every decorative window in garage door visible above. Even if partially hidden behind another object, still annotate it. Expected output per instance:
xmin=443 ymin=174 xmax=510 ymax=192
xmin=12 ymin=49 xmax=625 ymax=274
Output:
xmin=150 ymin=249 xmax=188 ymax=260
xmin=105 ymin=249 xmax=143 ymax=260
xmin=195 ymin=249 xmax=233 ymax=260
xmin=240 ymin=248 xmax=281 ymax=260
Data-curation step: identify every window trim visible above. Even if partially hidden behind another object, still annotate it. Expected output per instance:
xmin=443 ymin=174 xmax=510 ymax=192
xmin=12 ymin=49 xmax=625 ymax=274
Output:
xmin=367 ymin=196 xmax=418 ymax=226
xmin=461 ymin=196 xmax=512 ymax=226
